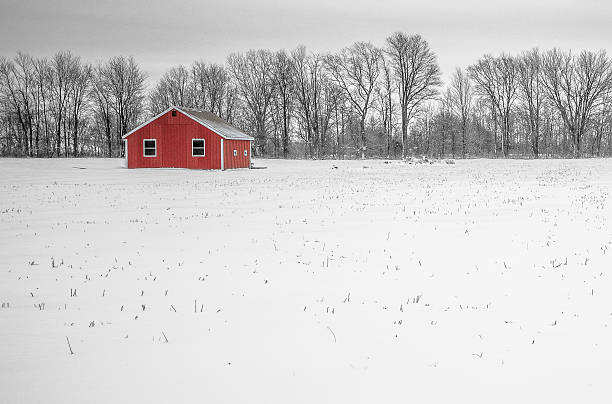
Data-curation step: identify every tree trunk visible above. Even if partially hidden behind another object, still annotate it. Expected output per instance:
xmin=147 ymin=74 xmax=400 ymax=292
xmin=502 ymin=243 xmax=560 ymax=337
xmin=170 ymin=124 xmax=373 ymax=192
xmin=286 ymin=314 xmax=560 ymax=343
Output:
xmin=401 ymin=104 xmax=408 ymax=159
xmin=360 ymin=116 xmax=366 ymax=159
xmin=461 ymin=118 xmax=467 ymax=158
xmin=282 ymin=101 xmax=289 ymax=159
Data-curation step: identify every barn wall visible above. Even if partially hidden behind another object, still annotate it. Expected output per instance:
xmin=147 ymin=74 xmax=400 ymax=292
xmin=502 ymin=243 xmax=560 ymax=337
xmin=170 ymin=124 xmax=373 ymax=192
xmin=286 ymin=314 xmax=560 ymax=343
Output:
xmin=223 ymin=139 xmax=251 ymax=169
xmin=126 ymin=110 xmax=223 ymax=169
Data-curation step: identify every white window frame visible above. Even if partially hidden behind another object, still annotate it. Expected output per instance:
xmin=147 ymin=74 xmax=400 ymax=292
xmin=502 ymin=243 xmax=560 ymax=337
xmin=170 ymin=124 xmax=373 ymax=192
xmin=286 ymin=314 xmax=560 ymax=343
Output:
xmin=243 ymin=150 xmax=248 ymax=157
xmin=143 ymin=139 xmax=157 ymax=157
xmin=192 ymin=138 xmax=206 ymax=157
xmin=233 ymin=149 xmax=237 ymax=157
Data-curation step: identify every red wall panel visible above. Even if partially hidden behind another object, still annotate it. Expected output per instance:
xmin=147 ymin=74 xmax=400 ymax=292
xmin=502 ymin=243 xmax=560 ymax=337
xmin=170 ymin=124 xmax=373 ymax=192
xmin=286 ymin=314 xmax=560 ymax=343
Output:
xmin=127 ymin=109 xmax=247 ymax=169
xmin=223 ymin=139 xmax=251 ymax=169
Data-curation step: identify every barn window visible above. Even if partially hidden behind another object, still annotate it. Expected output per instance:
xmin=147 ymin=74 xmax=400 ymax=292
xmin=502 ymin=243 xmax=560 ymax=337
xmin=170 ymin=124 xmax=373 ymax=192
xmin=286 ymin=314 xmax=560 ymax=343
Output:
xmin=233 ymin=149 xmax=237 ymax=157
xmin=243 ymin=150 xmax=248 ymax=157
xmin=143 ymin=139 xmax=156 ymax=157
xmin=171 ymin=110 xmax=177 ymax=117
xmin=192 ymin=139 xmax=205 ymax=157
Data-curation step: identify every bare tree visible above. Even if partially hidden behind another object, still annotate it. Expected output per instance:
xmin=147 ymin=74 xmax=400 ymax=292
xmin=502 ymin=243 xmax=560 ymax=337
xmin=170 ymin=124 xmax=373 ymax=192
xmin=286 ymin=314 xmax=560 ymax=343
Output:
xmin=0 ymin=53 xmax=48 ymax=156
xmin=450 ymin=68 xmax=473 ymax=158
xmin=65 ymin=59 xmax=91 ymax=156
xmin=271 ymin=50 xmax=294 ymax=158
xmin=33 ymin=57 xmax=52 ymax=156
xmin=227 ymin=50 xmax=274 ymax=155
xmin=376 ymin=56 xmax=395 ymax=158
xmin=158 ymin=65 xmax=192 ymax=109
xmin=221 ymin=83 xmax=238 ymax=123
xmin=91 ymin=64 xmax=114 ymax=156
xmin=469 ymin=54 xmax=518 ymax=157
xmin=325 ymin=42 xmax=381 ymax=159
xmin=198 ymin=62 xmax=230 ymax=115
xmin=99 ymin=56 xmax=147 ymax=156
xmin=541 ymin=49 xmax=612 ymax=157
xmin=440 ymin=88 xmax=454 ymax=157
xmin=291 ymin=46 xmax=326 ymax=158
xmin=328 ymin=83 xmax=347 ymax=158
xmin=516 ymin=49 xmax=545 ymax=158
xmin=149 ymin=65 xmax=194 ymax=113
xmin=594 ymin=89 xmax=612 ymax=155
xmin=48 ymin=52 xmax=76 ymax=156
xmin=386 ymin=32 xmax=441 ymax=158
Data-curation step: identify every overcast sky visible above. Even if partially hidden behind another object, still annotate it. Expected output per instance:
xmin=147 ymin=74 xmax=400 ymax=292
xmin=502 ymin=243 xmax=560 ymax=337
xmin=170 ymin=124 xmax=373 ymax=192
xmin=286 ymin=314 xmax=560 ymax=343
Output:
xmin=1 ymin=0 xmax=610 ymax=85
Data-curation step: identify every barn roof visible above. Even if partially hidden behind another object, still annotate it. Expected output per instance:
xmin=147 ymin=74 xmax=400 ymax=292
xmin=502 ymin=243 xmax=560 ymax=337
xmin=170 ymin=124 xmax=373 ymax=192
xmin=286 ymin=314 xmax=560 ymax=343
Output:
xmin=123 ymin=106 xmax=254 ymax=141
xmin=177 ymin=107 xmax=254 ymax=141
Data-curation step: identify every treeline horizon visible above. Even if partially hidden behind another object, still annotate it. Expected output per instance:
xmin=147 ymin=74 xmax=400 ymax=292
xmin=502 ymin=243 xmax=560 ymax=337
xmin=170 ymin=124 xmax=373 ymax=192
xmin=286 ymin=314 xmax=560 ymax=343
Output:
xmin=1 ymin=32 xmax=612 ymax=160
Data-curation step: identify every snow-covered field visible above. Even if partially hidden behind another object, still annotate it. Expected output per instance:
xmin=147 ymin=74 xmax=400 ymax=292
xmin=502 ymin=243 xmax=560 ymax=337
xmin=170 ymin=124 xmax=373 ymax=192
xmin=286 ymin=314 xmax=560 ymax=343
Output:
xmin=1 ymin=157 xmax=612 ymax=403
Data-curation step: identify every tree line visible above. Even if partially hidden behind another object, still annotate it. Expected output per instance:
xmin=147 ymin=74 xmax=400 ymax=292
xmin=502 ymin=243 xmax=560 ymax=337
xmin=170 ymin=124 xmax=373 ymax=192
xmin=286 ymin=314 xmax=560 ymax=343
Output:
xmin=2 ymin=32 xmax=612 ymax=159
xmin=0 ymin=52 xmax=146 ymax=158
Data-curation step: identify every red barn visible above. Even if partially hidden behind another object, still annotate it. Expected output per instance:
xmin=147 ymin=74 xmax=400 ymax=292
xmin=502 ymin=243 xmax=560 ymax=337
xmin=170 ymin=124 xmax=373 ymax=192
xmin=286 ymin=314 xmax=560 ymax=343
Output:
xmin=123 ymin=106 xmax=253 ymax=169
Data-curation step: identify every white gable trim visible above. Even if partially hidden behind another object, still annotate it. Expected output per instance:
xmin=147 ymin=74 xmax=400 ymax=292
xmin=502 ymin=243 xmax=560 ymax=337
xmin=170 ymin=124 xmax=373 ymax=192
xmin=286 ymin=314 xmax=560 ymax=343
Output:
xmin=122 ymin=106 xmax=255 ymax=141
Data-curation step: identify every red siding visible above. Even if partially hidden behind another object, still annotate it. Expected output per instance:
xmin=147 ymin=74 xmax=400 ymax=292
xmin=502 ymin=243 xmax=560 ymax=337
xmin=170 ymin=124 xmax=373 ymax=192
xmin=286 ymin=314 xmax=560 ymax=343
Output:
xmin=223 ymin=139 xmax=251 ymax=169
xmin=126 ymin=109 xmax=251 ymax=169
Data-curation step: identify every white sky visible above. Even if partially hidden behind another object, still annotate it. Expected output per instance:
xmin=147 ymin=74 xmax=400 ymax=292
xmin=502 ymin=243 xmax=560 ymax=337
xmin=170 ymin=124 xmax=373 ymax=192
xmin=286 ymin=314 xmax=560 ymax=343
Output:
xmin=1 ymin=0 xmax=610 ymax=85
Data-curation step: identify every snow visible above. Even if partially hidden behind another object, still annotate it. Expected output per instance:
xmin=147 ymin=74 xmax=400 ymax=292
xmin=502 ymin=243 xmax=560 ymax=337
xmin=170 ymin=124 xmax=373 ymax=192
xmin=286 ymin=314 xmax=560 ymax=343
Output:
xmin=1 ymin=157 xmax=611 ymax=403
